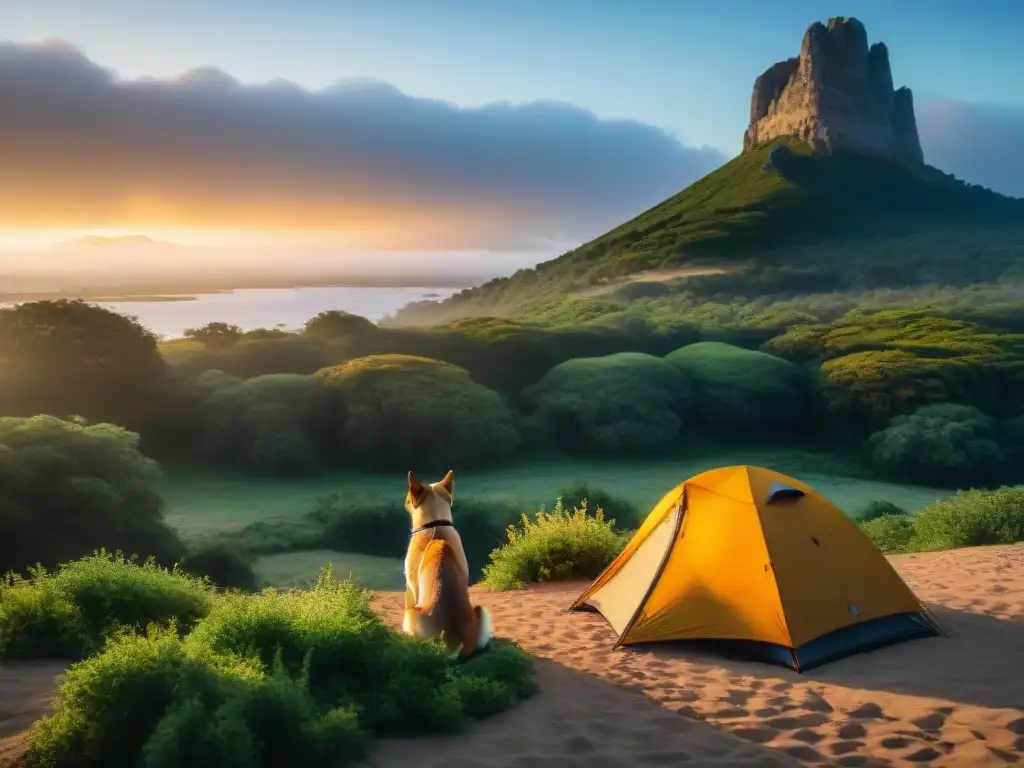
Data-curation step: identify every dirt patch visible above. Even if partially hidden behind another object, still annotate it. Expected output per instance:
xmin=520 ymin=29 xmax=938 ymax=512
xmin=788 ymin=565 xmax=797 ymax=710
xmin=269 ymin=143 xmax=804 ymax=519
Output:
xmin=577 ymin=266 xmax=730 ymax=297
xmin=0 ymin=660 xmax=67 ymax=766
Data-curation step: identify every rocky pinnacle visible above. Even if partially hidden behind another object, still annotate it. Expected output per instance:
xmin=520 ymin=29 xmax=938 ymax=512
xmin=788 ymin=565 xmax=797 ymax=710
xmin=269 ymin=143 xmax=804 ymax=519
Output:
xmin=742 ymin=17 xmax=924 ymax=164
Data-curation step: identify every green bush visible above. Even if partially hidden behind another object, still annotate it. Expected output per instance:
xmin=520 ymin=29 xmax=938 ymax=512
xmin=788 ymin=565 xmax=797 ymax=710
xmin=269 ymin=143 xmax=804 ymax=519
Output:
xmin=856 ymin=500 xmax=907 ymax=522
xmin=0 ymin=415 xmax=186 ymax=576
xmin=482 ymin=500 xmax=628 ymax=591
xmin=524 ymin=352 xmax=691 ymax=455
xmin=221 ymin=337 xmax=329 ymax=378
xmin=26 ymin=567 xmax=535 ymax=767
xmin=303 ymin=310 xmax=378 ymax=340
xmin=867 ymin=404 xmax=1008 ymax=488
xmin=554 ymin=482 xmax=642 ymax=529
xmin=309 ymin=495 xmax=523 ymax=584
xmin=178 ymin=542 xmax=261 ymax=592
xmin=664 ymin=341 xmax=809 ymax=433
xmin=858 ymin=514 xmax=915 ymax=554
xmin=911 ymin=487 xmax=1024 ymax=551
xmin=0 ymin=553 xmax=213 ymax=660
xmin=201 ymin=374 xmax=328 ymax=476
xmin=0 ymin=299 xmax=166 ymax=430
xmin=316 ymin=355 xmax=520 ymax=470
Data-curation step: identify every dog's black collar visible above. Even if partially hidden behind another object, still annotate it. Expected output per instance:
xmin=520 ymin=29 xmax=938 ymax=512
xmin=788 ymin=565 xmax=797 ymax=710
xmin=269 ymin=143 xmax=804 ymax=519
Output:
xmin=410 ymin=520 xmax=454 ymax=535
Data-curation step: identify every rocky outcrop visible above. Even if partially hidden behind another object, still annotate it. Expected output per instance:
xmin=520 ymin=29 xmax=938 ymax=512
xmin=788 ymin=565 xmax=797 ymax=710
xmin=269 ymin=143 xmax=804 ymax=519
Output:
xmin=742 ymin=17 xmax=924 ymax=164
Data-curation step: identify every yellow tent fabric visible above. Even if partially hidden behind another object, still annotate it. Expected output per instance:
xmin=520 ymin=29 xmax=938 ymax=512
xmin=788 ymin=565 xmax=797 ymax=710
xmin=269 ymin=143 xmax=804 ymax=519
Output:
xmin=570 ymin=466 xmax=940 ymax=670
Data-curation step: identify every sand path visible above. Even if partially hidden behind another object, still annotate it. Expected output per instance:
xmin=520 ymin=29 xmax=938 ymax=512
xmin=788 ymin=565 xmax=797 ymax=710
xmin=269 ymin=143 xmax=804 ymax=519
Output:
xmin=2 ymin=545 xmax=1021 ymax=767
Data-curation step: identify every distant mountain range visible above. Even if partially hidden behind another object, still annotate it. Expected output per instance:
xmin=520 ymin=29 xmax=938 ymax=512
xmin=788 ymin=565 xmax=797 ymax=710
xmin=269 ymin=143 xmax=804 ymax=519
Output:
xmin=60 ymin=235 xmax=183 ymax=250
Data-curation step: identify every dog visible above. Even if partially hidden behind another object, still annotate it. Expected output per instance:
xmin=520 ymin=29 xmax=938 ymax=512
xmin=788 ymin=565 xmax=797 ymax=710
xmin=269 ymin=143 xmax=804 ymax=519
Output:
xmin=401 ymin=469 xmax=492 ymax=659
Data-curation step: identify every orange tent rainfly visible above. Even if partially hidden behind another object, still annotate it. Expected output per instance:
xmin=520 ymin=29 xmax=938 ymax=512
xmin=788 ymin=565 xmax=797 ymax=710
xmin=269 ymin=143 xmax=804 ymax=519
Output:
xmin=569 ymin=466 xmax=942 ymax=671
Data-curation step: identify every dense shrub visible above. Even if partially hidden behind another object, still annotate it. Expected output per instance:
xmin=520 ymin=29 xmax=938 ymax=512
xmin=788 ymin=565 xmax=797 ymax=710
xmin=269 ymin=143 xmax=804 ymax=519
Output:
xmin=316 ymin=355 xmax=520 ymax=470
xmin=303 ymin=310 xmax=378 ymax=340
xmin=911 ymin=487 xmax=1024 ymax=551
xmin=183 ymin=322 xmax=245 ymax=349
xmin=0 ymin=553 xmax=213 ymax=660
xmin=0 ymin=415 xmax=185 ymax=576
xmin=24 ymin=566 xmax=535 ymax=767
xmin=482 ymin=501 xmax=628 ymax=590
xmin=664 ymin=342 xmax=809 ymax=433
xmin=855 ymin=500 xmax=907 ymax=522
xmin=178 ymin=541 xmax=261 ymax=592
xmin=524 ymin=352 xmax=691 ymax=455
xmin=201 ymin=374 xmax=328 ymax=475
xmin=0 ymin=299 xmax=166 ymax=429
xmin=769 ymin=310 xmax=1024 ymax=427
xmin=554 ymin=482 xmax=642 ymax=530
xmin=309 ymin=494 xmax=523 ymax=583
xmin=866 ymin=404 xmax=1008 ymax=488
xmin=221 ymin=336 xmax=330 ymax=377
xmin=858 ymin=514 xmax=915 ymax=554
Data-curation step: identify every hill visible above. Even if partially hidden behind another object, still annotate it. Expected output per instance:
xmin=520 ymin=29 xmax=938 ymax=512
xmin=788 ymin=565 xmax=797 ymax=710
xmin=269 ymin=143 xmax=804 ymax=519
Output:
xmin=390 ymin=139 xmax=1024 ymax=326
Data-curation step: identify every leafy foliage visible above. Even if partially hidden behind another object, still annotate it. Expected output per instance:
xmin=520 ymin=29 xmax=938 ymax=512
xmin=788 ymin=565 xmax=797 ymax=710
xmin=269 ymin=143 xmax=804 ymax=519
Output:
xmin=767 ymin=309 xmax=1024 ymax=426
xmin=911 ymin=487 xmax=1024 ymax=551
xmin=524 ymin=352 xmax=691 ymax=454
xmin=200 ymin=374 xmax=328 ymax=475
xmin=664 ymin=342 xmax=810 ymax=432
xmin=858 ymin=514 xmax=915 ymax=554
xmin=867 ymin=404 xmax=1011 ymax=488
xmin=482 ymin=500 xmax=628 ymax=591
xmin=0 ymin=553 xmax=213 ymax=660
xmin=178 ymin=541 xmax=261 ymax=592
xmin=21 ymin=564 xmax=535 ymax=767
xmin=0 ymin=415 xmax=185 ymax=576
xmin=316 ymin=355 xmax=521 ymax=470
xmin=0 ymin=299 xmax=166 ymax=429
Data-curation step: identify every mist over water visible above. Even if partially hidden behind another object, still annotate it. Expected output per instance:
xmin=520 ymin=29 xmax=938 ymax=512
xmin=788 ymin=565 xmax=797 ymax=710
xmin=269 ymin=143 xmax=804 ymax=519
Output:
xmin=100 ymin=285 xmax=459 ymax=339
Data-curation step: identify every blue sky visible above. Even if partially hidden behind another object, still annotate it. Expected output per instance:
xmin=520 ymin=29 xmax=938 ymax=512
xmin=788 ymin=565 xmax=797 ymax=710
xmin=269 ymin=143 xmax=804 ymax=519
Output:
xmin=0 ymin=0 xmax=1021 ymax=254
xmin=4 ymin=0 xmax=1021 ymax=156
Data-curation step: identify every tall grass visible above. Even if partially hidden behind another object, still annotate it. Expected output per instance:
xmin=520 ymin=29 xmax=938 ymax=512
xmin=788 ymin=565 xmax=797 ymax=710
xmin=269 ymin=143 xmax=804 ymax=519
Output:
xmin=1 ymin=552 xmax=214 ymax=660
xmin=482 ymin=500 xmax=628 ymax=591
xmin=18 ymin=564 xmax=535 ymax=767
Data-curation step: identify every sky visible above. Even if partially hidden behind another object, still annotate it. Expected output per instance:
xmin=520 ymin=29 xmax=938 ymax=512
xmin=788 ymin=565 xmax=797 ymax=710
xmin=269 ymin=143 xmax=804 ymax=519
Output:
xmin=0 ymin=0 xmax=1022 ymax=260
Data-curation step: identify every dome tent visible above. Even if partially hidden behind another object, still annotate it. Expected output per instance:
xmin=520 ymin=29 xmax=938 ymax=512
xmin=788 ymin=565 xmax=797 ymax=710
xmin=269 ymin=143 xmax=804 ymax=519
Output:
xmin=570 ymin=466 xmax=942 ymax=671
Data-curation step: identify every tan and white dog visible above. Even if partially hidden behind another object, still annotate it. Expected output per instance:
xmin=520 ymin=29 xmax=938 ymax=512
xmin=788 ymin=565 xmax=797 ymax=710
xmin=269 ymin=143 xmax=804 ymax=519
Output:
xmin=402 ymin=470 xmax=492 ymax=658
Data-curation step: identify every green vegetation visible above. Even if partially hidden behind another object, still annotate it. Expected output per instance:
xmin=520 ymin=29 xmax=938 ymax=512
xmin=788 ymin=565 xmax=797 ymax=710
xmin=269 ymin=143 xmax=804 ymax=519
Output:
xmin=910 ymin=487 xmax=1024 ymax=551
xmin=201 ymin=373 xmax=328 ymax=475
xmin=0 ymin=415 xmax=185 ymax=576
xmin=5 ymin=560 xmax=534 ymax=767
xmin=665 ymin=341 xmax=811 ymax=432
xmin=867 ymin=404 xmax=1014 ymax=488
xmin=523 ymin=352 xmax=690 ymax=455
xmin=857 ymin=487 xmax=1024 ymax=554
xmin=316 ymin=354 xmax=522 ymax=470
xmin=0 ymin=553 xmax=213 ymax=660
xmin=389 ymin=141 xmax=1024 ymax=325
xmin=482 ymin=501 xmax=628 ymax=591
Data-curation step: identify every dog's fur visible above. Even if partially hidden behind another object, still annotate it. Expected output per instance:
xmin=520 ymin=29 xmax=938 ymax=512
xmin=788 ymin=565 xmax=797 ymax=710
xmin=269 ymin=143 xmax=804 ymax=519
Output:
xmin=401 ymin=470 xmax=492 ymax=658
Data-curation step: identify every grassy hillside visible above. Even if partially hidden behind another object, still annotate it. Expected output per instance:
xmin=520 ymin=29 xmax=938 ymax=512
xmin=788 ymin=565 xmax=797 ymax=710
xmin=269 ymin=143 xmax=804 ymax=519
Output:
xmin=391 ymin=140 xmax=1024 ymax=325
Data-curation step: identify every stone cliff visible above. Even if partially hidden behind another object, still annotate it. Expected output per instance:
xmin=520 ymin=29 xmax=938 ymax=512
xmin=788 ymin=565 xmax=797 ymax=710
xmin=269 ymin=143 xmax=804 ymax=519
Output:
xmin=742 ymin=17 xmax=924 ymax=164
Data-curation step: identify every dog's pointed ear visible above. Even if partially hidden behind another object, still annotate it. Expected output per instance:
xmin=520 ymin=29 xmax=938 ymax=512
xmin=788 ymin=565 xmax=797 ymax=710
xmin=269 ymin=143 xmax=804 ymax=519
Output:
xmin=408 ymin=471 xmax=424 ymax=500
xmin=440 ymin=470 xmax=454 ymax=495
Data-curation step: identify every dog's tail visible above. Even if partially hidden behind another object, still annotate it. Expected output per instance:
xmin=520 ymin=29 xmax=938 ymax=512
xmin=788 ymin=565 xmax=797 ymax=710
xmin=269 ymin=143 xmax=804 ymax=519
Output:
xmin=474 ymin=604 xmax=492 ymax=651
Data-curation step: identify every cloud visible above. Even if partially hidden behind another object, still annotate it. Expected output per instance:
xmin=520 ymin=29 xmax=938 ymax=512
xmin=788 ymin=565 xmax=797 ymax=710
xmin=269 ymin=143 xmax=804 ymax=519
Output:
xmin=917 ymin=99 xmax=1024 ymax=199
xmin=0 ymin=39 xmax=726 ymax=250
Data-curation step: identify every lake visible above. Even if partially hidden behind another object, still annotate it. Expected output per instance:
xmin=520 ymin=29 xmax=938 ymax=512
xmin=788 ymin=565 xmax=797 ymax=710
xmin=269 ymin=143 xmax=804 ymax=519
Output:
xmin=99 ymin=285 xmax=459 ymax=338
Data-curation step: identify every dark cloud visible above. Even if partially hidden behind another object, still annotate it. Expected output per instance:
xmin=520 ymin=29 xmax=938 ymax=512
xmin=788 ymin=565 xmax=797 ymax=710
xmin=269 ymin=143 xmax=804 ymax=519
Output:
xmin=917 ymin=99 xmax=1024 ymax=199
xmin=0 ymin=39 xmax=726 ymax=249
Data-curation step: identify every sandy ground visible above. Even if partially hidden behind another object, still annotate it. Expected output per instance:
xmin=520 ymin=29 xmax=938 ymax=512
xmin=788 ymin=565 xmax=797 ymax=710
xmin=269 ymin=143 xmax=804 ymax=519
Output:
xmin=2 ymin=545 xmax=1022 ymax=767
